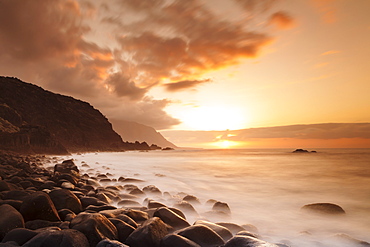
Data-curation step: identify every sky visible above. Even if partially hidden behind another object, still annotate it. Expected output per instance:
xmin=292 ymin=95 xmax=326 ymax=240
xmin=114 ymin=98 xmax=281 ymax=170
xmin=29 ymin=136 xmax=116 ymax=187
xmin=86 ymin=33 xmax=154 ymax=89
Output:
xmin=1 ymin=0 xmax=369 ymax=148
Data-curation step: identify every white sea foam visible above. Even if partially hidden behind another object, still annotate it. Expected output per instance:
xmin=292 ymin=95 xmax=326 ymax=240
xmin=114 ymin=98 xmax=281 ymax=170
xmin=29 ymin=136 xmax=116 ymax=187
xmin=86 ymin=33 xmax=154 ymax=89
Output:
xmin=53 ymin=148 xmax=370 ymax=246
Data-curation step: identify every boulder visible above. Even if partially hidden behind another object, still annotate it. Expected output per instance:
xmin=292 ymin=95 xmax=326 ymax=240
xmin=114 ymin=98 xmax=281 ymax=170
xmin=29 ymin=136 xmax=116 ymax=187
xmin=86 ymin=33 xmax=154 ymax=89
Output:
xmin=54 ymin=160 xmax=79 ymax=178
xmin=224 ymin=236 xmax=279 ymax=247
xmin=142 ymin=185 xmax=162 ymax=195
xmin=173 ymin=201 xmax=198 ymax=216
xmin=24 ymin=220 xmax=63 ymax=230
xmin=0 ymin=204 xmax=25 ymax=240
xmin=160 ymin=234 xmax=201 ymax=247
xmin=70 ymin=212 xmax=118 ymax=247
xmin=183 ymin=195 xmax=201 ymax=205
xmin=108 ymin=218 xmax=135 ymax=243
xmin=96 ymin=239 xmax=128 ymax=247
xmin=0 ymin=200 xmax=23 ymax=211
xmin=126 ymin=217 xmax=169 ymax=247
xmin=22 ymin=229 xmax=89 ymax=247
xmin=20 ymin=191 xmax=61 ymax=222
xmin=216 ymin=222 xmax=245 ymax=234
xmin=49 ymin=189 xmax=82 ymax=214
xmin=153 ymin=207 xmax=190 ymax=230
xmin=1 ymin=228 xmax=38 ymax=246
xmin=148 ymin=200 xmax=167 ymax=209
xmin=123 ymin=209 xmax=149 ymax=223
xmin=195 ymin=220 xmax=233 ymax=241
xmin=301 ymin=203 xmax=346 ymax=215
xmin=212 ymin=201 xmax=231 ymax=215
xmin=176 ymin=225 xmax=225 ymax=247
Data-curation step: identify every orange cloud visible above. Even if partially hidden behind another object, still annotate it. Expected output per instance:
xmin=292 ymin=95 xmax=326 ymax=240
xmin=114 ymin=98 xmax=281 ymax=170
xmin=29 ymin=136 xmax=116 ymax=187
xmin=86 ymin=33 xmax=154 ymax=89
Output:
xmin=268 ymin=11 xmax=296 ymax=30
xmin=311 ymin=0 xmax=337 ymax=24
xmin=321 ymin=50 xmax=341 ymax=56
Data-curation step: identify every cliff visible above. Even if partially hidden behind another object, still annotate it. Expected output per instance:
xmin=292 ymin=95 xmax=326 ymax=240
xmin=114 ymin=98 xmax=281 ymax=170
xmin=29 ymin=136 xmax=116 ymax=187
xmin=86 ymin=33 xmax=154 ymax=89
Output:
xmin=111 ymin=119 xmax=177 ymax=149
xmin=0 ymin=77 xmax=125 ymax=154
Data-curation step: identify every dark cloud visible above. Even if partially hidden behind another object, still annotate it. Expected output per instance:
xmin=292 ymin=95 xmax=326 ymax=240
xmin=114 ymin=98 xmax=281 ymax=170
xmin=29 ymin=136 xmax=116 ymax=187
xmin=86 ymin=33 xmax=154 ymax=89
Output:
xmin=164 ymin=79 xmax=211 ymax=92
xmin=105 ymin=73 xmax=148 ymax=100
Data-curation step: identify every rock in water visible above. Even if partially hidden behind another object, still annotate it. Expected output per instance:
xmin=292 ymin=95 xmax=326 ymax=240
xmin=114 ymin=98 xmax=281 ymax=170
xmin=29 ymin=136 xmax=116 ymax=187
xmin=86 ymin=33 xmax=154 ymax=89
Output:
xmin=0 ymin=204 xmax=25 ymax=240
xmin=176 ymin=225 xmax=225 ymax=247
xmin=160 ymin=234 xmax=201 ymax=247
xmin=194 ymin=220 xmax=233 ymax=241
xmin=301 ymin=203 xmax=346 ymax=215
xmin=224 ymin=236 xmax=279 ymax=247
xmin=70 ymin=212 xmax=118 ymax=247
xmin=153 ymin=207 xmax=190 ymax=230
xmin=125 ymin=217 xmax=169 ymax=247
xmin=20 ymin=191 xmax=61 ymax=222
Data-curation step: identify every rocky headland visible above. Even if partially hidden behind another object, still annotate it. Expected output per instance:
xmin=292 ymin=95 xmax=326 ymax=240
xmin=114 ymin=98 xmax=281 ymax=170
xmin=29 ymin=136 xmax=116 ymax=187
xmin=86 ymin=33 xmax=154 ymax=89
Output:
xmin=0 ymin=77 xmax=165 ymax=154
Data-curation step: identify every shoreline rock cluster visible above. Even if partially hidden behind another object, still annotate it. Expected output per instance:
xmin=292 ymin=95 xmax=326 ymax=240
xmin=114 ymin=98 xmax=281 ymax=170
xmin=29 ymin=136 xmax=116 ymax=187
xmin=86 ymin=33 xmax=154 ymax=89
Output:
xmin=0 ymin=152 xmax=288 ymax=247
xmin=0 ymin=152 xmax=369 ymax=247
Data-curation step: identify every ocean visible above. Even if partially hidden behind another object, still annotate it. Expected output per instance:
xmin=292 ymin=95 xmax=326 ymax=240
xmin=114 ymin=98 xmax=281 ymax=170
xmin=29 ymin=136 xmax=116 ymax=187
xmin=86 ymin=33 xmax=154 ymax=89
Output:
xmin=54 ymin=148 xmax=370 ymax=246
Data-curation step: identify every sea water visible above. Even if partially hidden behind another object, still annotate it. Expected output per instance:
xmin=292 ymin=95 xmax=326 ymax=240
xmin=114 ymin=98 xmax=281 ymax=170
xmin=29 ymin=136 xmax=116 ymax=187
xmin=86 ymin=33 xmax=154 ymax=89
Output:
xmin=56 ymin=148 xmax=370 ymax=246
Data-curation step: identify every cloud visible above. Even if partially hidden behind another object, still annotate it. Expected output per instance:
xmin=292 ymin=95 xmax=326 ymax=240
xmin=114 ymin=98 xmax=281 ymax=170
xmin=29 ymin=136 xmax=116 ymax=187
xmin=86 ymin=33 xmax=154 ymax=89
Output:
xmin=268 ymin=11 xmax=295 ymax=30
xmin=164 ymin=79 xmax=212 ymax=92
xmin=311 ymin=0 xmax=337 ymax=24
xmin=0 ymin=0 xmax=292 ymax=129
xmin=321 ymin=50 xmax=341 ymax=56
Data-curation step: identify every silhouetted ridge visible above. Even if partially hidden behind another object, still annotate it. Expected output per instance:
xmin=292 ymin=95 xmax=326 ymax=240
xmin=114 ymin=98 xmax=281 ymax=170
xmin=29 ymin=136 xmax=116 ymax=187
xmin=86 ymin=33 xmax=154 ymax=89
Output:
xmin=0 ymin=76 xmax=154 ymax=153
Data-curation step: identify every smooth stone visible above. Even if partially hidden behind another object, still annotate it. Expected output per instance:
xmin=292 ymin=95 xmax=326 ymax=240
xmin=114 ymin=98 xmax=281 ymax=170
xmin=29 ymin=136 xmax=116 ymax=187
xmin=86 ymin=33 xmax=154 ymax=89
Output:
xmin=126 ymin=217 xmax=169 ymax=247
xmin=173 ymin=201 xmax=198 ymax=216
xmin=236 ymin=230 xmax=260 ymax=239
xmin=212 ymin=201 xmax=231 ymax=214
xmin=123 ymin=209 xmax=149 ymax=223
xmin=115 ymin=215 xmax=138 ymax=228
xmin=70 ymin=212 xmax=118 ymax=247
xmin=117 ymin=199 xmax=141 ymax=207
xmin=148 ymin=200 xmax=167 ymax=209
xmin=58 ymin=209 xmax=76 ymax=221
xmin=2 ymin=190 xmax=30 ymax=201
xmin=85 ymin=204 xmax=117 ymax=212
xmin=108 ymin=218 xmax=135 ymax=243
xmin=195 ymin=220 xmax=233 ymax=241
xmin=224 ymin=236 xmax=279 ymax=247
xmin=22 ymin=229 xmax=89 ymax=247
xmin=183 ymin=195 xmax=201 ymax=205
xmin=54 ymin=160 xmax=79 ymax=177
xmin=25 ymin=220 xmax=63 ymax=230
xmin=160 ymin=234 xmax=201 ymax=247
xmin=176 ymin=225 xmax=225 ymax=247
xmin=153 ymin=207 xmax=190 ymax=231
xmin=20 ymin=191 xmax=61 ymax=222
xmin=96 ymin=239 xmax=128 ymax=247
xmin=0 ymin=200 xmax=22 ymax=211
xmin=0 ymin=204 xmax=25 ymax=240
xmin=216 ymin=222 xmax=245 ymax=234
xmin=142 ymin=185 xmax=162 ymax=195
xmin=301 ymin=203 xmax=346 ymax=215
xmin=49 ymin=189 xmax=82 ymax=214
xmin=80 ymin=196 xmax=106 ymax=208
xmin=1 ymin=228 xmax=37 ymax=246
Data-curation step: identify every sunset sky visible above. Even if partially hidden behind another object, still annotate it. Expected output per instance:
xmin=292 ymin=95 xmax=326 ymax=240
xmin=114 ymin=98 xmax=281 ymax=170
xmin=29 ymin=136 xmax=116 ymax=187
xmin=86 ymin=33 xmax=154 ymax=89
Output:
xmin=1 ymin=0 xmax=369 ymax=148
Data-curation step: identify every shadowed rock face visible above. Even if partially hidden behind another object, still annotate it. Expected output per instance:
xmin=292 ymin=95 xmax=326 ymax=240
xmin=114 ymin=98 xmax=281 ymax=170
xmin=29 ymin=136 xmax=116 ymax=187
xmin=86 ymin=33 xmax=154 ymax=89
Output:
xmin=0 ymin=76 xmax=123 ymax=153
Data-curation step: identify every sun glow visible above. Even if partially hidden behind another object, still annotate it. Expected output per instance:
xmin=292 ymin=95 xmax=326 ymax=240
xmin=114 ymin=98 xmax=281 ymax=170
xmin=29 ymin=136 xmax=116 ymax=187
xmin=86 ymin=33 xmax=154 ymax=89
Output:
xmin=212 ymin=140 xmax=240 ymax=149
xmin=180 ymin=105 xmax=246 ymax=131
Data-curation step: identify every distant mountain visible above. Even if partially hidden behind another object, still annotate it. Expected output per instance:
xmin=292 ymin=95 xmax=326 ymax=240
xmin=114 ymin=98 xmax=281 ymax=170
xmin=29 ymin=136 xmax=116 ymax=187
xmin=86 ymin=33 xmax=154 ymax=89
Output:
xmin=110 ymin=119 xmax=177 ymax=149
xmin=0 ymin=77 xmax=155 ymax=154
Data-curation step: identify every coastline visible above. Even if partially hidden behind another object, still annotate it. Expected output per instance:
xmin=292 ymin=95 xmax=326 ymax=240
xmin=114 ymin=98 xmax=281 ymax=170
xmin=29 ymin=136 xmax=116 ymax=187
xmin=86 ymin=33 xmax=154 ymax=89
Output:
xmin=0 ymin=151 xmax=369 ymax=246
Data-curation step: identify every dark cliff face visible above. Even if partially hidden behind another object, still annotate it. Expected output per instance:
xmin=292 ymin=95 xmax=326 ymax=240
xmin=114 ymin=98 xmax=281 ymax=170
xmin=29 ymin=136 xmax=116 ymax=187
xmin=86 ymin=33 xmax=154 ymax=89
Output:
xmin=0 ymin=76 xmax=124 ymax=153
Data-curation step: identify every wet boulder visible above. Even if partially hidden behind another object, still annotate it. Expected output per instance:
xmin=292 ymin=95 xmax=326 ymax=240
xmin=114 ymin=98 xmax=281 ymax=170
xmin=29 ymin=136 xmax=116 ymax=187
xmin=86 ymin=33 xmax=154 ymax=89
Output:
xmin=96 ymin=239 xmax=128 ymax=247
xmin=108 ymin=218 xmax=135 ymax=243
xmin=49 ymin=189 xmax=82 ymax=214
xmin=126 ymin=217 xmax=169 ymax=247
xmin=1 ymin=228 xmax=38 ymax=246
xmin=54 ymin=160 xmax=79 ymax=178
xmin=176 ymin=225 xmax=225 ymax=247
xmin=160 ymin=234 xmax=201 ymax=247
xmin=0 ymin=204 xmax=25 ymax=240
xmin=224 ymin=236 xmax=279 ymax=247
xmin=70 ymin=212 xmax=118 ymax=247
xmin=22 ymin=229 xmax=89 ymax=247
xmin=195 ymin=220 xmax=233 ymax=241
xmin=20 ymin=191 xmax=61 ymax=222
xmin=301 ymin=203 xmax=346 ymax=215
xmin=153 ymin=207 xmax=190 ymax=231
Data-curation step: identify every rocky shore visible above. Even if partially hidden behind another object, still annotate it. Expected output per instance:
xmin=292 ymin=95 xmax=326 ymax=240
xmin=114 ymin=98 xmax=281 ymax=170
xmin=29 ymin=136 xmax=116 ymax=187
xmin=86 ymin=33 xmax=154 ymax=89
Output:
xmin=0 ymin=152 xmax=369 ymax=247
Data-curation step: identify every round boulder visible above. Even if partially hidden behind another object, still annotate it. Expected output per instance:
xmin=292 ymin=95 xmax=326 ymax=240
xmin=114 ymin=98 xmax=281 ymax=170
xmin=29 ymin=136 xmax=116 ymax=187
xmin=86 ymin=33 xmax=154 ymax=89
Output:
xmin=160 ymin=234 xmax=201 ymax=247
xmin=0 ymin=204 xmax=25 ymax=240
xmin=22 ymin=229 xmax=89 ymax=247
xmin=70 ymin=212 xmax=118 ymax=247
xmin=49 ymin=189 xmax=82 ymax=214
xmin=20 ymin=191 xmax=61 ymax=222
xmin=176 ymin=225 xmax=225 ymax=247
xmin=301 ymin=203 xmax=346 ymax=215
